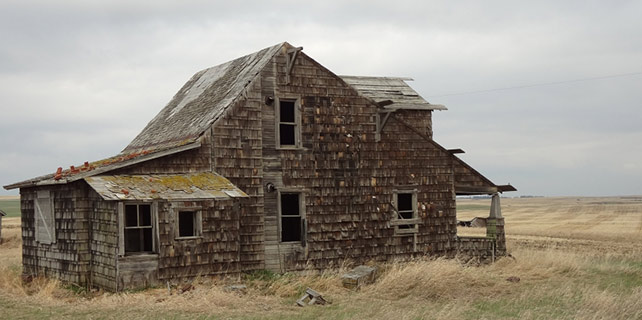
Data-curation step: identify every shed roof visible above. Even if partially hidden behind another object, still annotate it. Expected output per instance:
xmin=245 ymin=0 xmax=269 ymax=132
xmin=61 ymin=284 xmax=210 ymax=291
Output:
xmin=0 ymin=209 xmax=6 ymax=217
xmin=84 ymin=172 xmax=247 ymax=201
xmin=340 ymin=76 xmax=447 ymax=111
xmin=3 ymin=141 xmax=201 ymax=190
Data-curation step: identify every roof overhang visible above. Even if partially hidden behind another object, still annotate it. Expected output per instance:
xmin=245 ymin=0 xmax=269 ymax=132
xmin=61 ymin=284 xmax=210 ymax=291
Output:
xmin=340 ymin=75 xmax=447 ymax=111
xmin=84 ymin=172 xmax=248 ymax=201
xmin=455 ymin=184 xmax=517 ymax=196
xmin=3 ymin=141 xmax=201 ymax=190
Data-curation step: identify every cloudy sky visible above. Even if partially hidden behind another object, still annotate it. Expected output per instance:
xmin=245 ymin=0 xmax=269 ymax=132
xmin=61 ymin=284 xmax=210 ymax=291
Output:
xmin=1 ymin=1 xmax=641 ymax=196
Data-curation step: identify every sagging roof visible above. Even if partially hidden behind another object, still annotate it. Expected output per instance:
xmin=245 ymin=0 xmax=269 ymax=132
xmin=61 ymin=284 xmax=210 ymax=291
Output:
xmin=123 ymin=43 xmax=285 ymax=153
xmin=85 ymin=172 xmax=247 ymax=201
xmin=340 ymin=76 xmax=447 ymax=111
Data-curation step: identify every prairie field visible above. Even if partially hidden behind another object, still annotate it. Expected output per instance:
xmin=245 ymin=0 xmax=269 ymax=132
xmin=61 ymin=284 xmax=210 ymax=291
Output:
xmin=1 ymin=196 xmax=641 ymax=319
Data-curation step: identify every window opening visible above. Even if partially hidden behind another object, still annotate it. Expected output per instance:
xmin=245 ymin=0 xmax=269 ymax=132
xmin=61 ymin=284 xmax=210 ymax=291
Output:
xmin=281 ymin=193 xmax=301 ymax=242
xmin=178 ymin=211 xmax=196 ymax=237
xmin=124 ymin=204 xmax=153 ymax=253
xmin=396 ymin=192 xmax=417 ymax=230
xmin=278 ymin=99 xmax=297 ymax=146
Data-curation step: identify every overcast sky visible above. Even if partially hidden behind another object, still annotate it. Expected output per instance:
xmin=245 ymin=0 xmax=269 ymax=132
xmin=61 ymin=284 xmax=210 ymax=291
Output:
xmin=1 ymin=1 xmax=641 ymax=196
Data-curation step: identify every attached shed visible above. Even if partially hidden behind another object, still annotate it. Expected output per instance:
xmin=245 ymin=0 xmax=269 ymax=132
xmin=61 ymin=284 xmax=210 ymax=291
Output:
xmin=4 ymin=42 xmax=515 ymax=290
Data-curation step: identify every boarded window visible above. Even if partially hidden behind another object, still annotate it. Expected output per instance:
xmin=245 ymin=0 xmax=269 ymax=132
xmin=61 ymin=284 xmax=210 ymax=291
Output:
xmin=278 ymin=99 xmax=298 ymax=147
xmin=280 ymin=193 xmax=302 ymax=242
xmin=35 ymin=190 xmax=55 ymax=244
xmin=124 ymin=204 xmax=153 ymax=253
xmin=178 ymin=211 xmax=196 ymax=237
xmin=396 ymin=191 xmax=417 ymax=230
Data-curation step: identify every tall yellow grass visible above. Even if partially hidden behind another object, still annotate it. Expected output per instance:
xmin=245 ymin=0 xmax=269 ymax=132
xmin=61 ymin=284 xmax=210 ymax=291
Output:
xmin=1 ymin=196 xmax=641 ymax=319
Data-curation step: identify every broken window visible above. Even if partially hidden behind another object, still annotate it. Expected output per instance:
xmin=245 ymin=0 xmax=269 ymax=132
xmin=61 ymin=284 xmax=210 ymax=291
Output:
xmin=277 ymin=99 xmax=299 ymax=147
xmin=177 ymin=210 xmax=201 ymax=238
xmin=395 ymin=191 xmax=418 ymax=231
xmin=280 ymin=193 xmax=302 ymax=242
xmin=124 ymin=204 xmax=153 ymax=253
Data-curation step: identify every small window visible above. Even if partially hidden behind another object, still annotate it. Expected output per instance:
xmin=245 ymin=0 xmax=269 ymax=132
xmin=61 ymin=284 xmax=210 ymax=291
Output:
xmin=395 ymin=191 xmax=418 ymax=231
xmin=178 ymin=211 xmax=196 ymax=237
xmin=277 ymin=99 xmax=299 ymax=147
xmin=280 ymin=193 xmax=302 ymax=242
xmin=174 ymin=208 xmax=202 ymax=239
xmin=124 ymin=204 xmax=153 ymax=253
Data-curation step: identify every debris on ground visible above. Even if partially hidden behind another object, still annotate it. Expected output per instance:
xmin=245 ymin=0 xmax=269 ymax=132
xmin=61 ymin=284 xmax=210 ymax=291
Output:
xmin=506 ymin=276 xmax=521 ymax=283
xmin=296 ymin=288 xmax=328 ymax=307
xmin=341 ymin=265 xmax=377 ymax=289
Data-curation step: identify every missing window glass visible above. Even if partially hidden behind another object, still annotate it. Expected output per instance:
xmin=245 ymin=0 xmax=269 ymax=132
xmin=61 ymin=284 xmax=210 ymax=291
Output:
xmin=280 ymin=193 xmax=302 ymax=242
xmin=178 ymin=211 xmax=195 ymax=237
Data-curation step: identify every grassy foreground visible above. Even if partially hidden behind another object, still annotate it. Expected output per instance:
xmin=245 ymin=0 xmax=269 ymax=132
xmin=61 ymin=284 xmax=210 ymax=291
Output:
xmin=1 ymin=196 xmax=641 ymax=319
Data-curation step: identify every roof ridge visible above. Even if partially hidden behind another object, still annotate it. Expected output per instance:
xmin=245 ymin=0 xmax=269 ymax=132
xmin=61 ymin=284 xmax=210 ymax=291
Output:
xmin=122 ymin=42 xmax=285 ymax=153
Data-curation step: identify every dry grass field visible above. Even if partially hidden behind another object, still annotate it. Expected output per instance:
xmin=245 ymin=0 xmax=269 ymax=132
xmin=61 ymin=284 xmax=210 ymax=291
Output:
xmin=1 ymin=196 xmax=641 ymax=319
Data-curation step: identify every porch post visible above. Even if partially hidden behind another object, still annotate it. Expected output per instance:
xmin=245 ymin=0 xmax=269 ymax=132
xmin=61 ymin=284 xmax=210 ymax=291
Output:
xmin=486 ymin=193 xmax=506 ymax=256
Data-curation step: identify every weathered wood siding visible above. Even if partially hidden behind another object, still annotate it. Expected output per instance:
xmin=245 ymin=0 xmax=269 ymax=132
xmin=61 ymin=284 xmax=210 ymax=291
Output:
xmin=20 ymin=181 xmax=119 ymax=290
xmin=21 ymin=182 xmax=92 ymax=285
xmin=111 ymin=135 xmax=212 ymax=175
xmin=210 ymin=84 xmax=265 ymax=271
xmin=89 ymin=197 xmax=118 ymax=291
xmin=253 ymin=47 xmax=458 ymax=271
xmin=156 ymin=199 xmax=241 ymax=280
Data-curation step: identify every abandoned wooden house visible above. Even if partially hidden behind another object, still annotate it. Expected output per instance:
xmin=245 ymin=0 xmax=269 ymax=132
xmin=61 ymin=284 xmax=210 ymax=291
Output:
xmin=4 ymin=42 xmax=515 ymax=291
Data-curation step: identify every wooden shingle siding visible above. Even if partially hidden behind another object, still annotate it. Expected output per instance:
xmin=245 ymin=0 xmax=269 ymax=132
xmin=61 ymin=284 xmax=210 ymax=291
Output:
xmin=111 ymin=136 xmax=212 ymax=175
xmin=156 ymin=199 xmax=241 ymax=280
xmin=21 ymin=182 xmax=94 ymax=285
xmin=211 ymin=78 xmax=266 ymax=271
xmin=253 ymin=48 xmax=460 ymax=270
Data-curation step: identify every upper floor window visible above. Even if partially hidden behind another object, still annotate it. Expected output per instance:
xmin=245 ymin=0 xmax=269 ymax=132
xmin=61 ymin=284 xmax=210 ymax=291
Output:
xmin=277 ymin=98 xmax=300 ymax=148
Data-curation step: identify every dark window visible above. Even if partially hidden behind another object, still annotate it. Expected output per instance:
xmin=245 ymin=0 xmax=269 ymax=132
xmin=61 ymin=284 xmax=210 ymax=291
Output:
xmin=124 ymin=204 xmax=153 ymax=253
xmin=178 ymin=211 xmax=195 ymax=237
xmin=280 ymin=100 xmax=295 ymax=122
xmin=397 ymin=192 xmax=416 ymax=229
xmin=281 ymin=193 xmax=301 ymax=242
xmin=278 ymin=99 xmax=298 ymax=146
xmin=279 ymin=124 xmax=296 ymax=145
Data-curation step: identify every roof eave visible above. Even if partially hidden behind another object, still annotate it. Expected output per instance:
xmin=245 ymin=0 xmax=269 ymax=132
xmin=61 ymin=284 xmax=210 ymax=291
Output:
xmin=3 ymin=141 xmax=202 ymax=190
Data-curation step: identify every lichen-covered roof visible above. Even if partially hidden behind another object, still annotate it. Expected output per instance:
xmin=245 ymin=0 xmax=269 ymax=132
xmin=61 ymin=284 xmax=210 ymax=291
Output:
xmin=123 ymin=43 xmax=285 ymax=153
xmin=340 ymin=76 xmax=447 ymax=111
xmin=85 ymin=172 xmax=247 ymax=201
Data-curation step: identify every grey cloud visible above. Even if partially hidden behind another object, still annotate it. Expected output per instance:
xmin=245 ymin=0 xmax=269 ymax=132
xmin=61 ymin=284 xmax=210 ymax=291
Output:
xmin=1 ymin=1 xmax=641 ymax=196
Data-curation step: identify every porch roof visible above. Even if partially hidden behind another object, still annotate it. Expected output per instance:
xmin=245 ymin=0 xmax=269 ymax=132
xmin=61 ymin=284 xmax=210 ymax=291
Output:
xmin=84 ymin=172 xmax=247 ymax=201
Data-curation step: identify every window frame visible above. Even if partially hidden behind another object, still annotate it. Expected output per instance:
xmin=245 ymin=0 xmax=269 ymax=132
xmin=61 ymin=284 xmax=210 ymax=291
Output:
xmin=277 ymin=189 xmax=306 ymax=244
xmin=275 ymin=97 xmax=302 ymax=149
xmin=392 ymin=189 xmax=419 ymax=234
xmin=35 ymin=190 xmax=55 ymax=244
xmin=118 ymin=202 xmax=158 ymax=256
xmin=173 ymin=206 xmax=203 ymax=240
